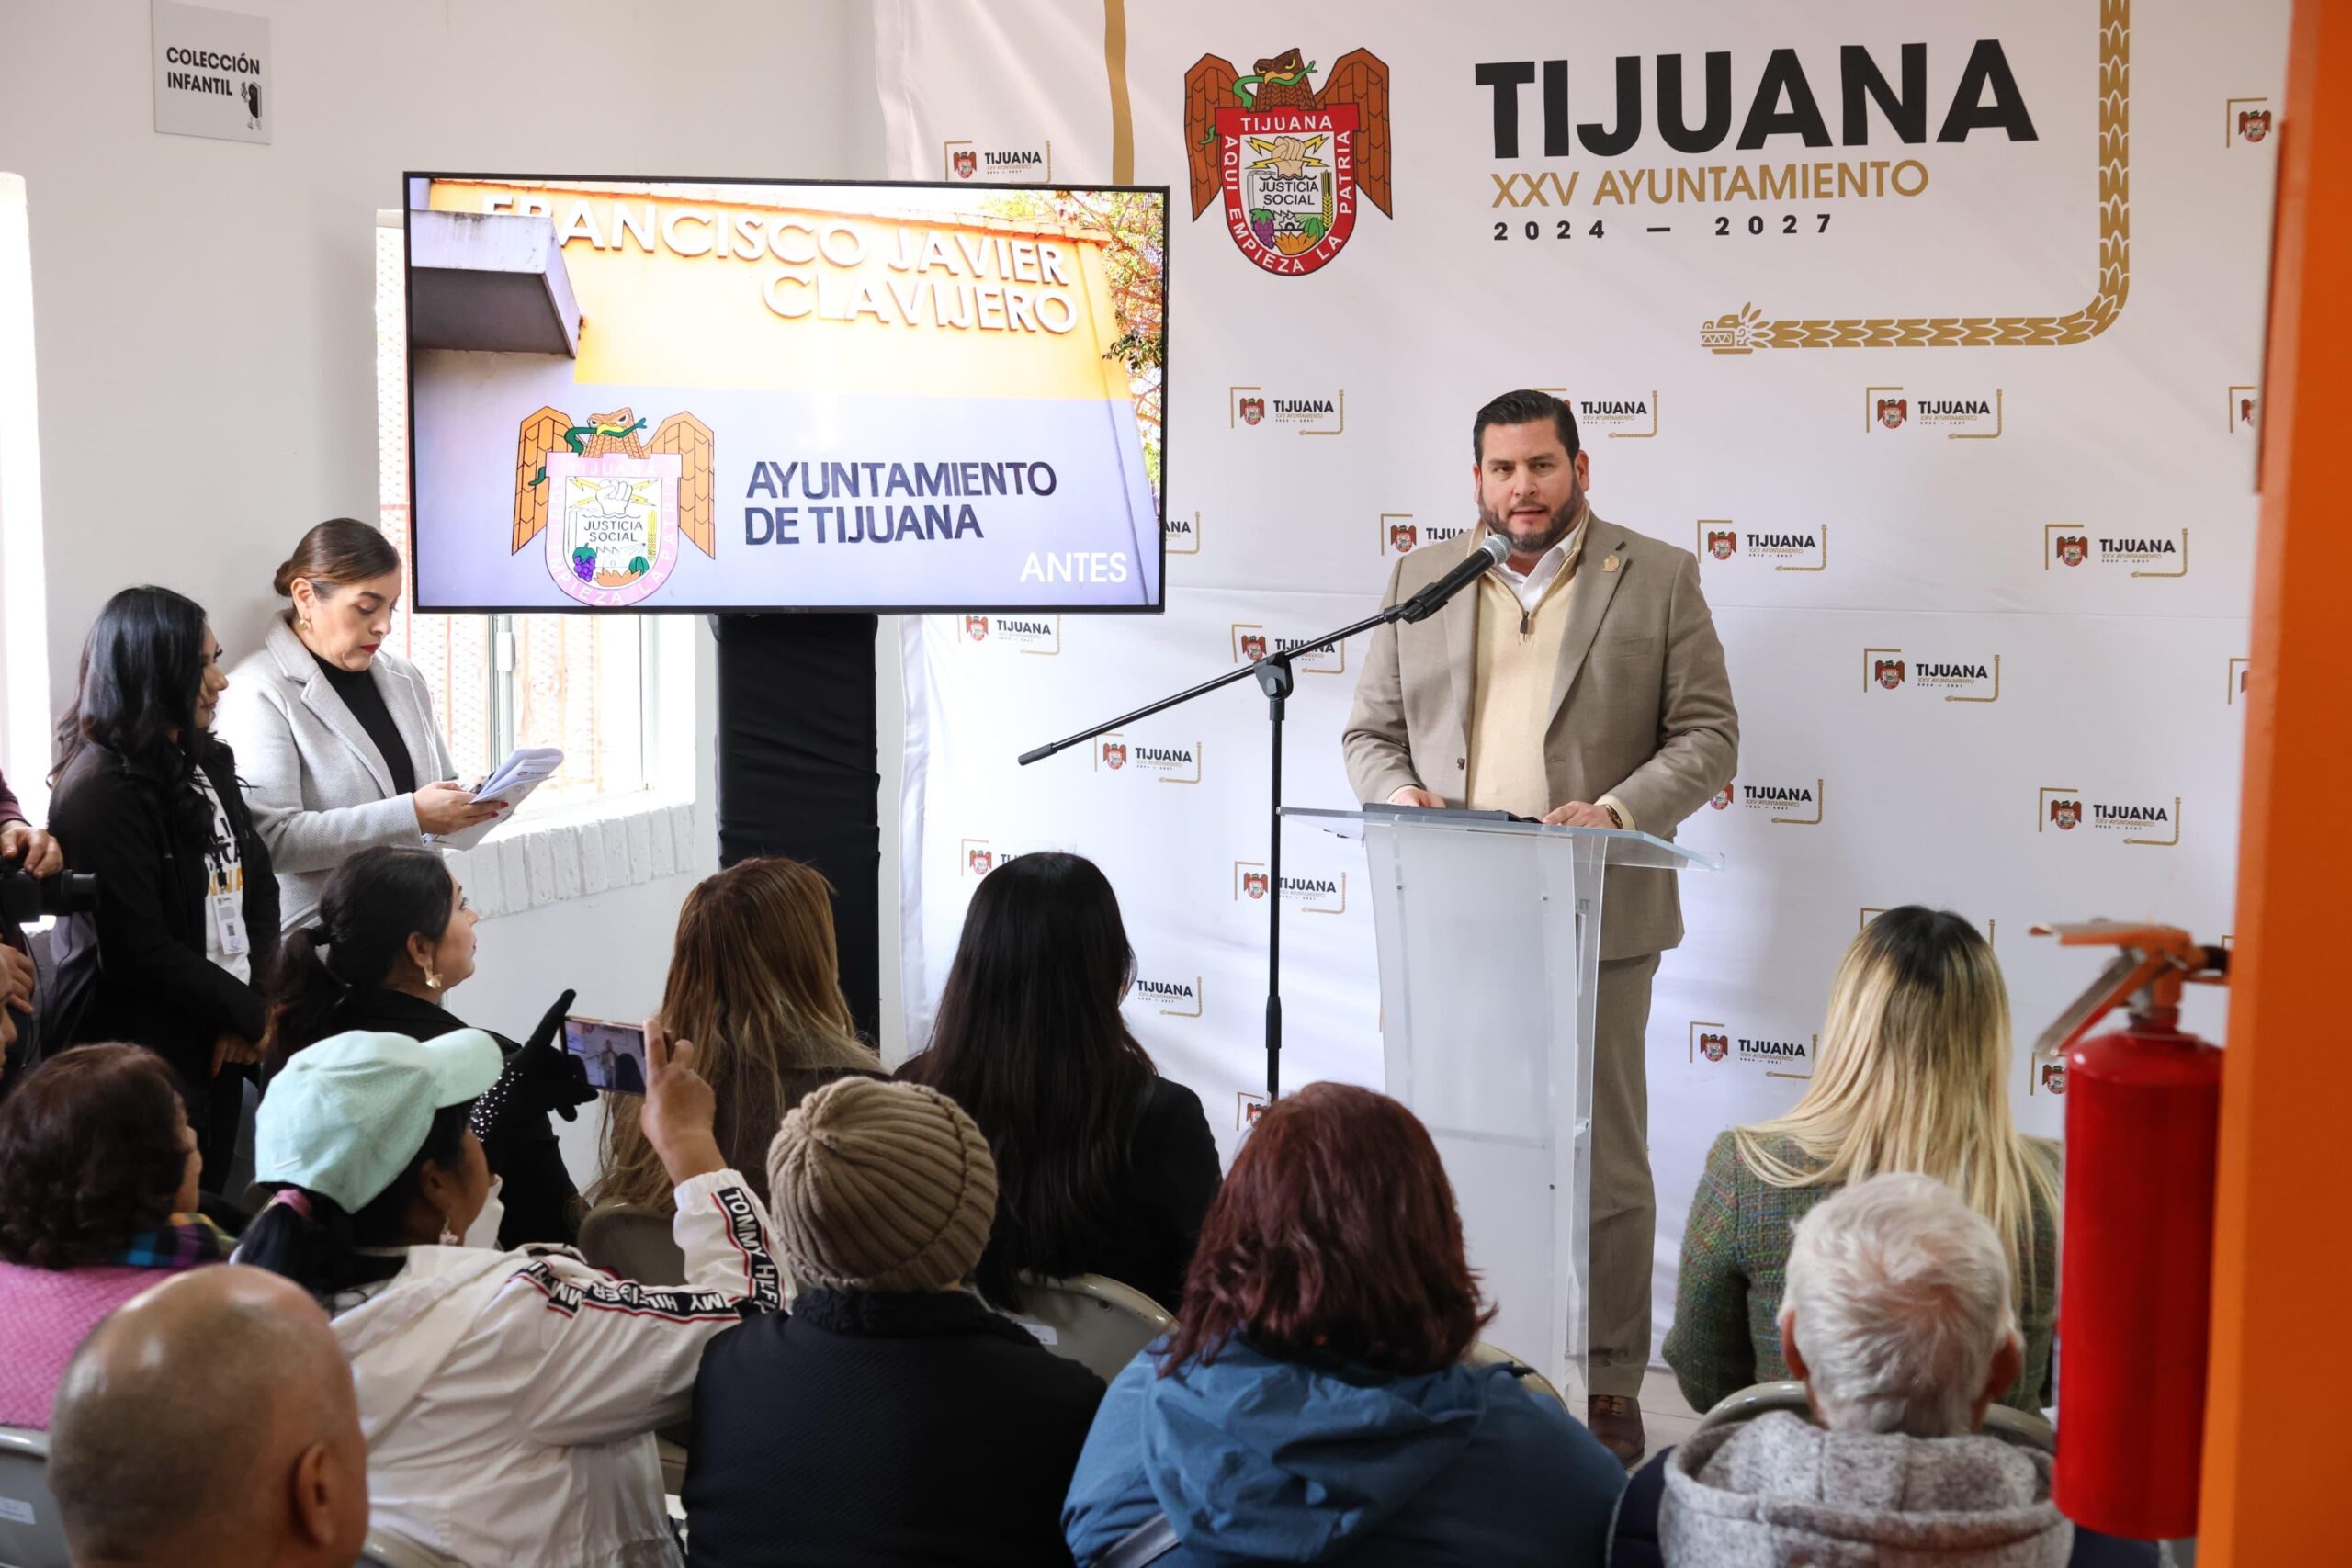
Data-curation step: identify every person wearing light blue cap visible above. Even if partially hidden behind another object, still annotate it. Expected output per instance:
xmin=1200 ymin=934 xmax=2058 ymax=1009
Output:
xmin=234 ymin=1022 xmax=782 ymax=1568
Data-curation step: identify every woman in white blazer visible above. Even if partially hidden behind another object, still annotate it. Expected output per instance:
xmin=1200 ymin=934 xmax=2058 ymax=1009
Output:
xmin=215 ymin=520 xmax=503 ymax=932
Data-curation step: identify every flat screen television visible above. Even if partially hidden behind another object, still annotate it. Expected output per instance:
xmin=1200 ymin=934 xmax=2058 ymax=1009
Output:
xmin=403 ymin=174 xmax=1167 ymax=614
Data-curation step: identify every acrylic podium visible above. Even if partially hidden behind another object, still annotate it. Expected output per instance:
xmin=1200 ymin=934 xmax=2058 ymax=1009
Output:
xmin=1285 ymin=805 xmax=1721 ymax=1403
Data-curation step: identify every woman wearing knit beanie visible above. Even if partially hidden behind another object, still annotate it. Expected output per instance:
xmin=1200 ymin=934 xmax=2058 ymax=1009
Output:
xmin=682 ymin=1076 xmax=1105 ymax=1566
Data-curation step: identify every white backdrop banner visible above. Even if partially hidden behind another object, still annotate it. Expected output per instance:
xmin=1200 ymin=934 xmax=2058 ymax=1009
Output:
xmin=879 ymin=0 xmax=2282 ymax=1359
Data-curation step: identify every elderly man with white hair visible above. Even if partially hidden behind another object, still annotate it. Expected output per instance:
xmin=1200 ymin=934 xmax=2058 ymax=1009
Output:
xmin=1656 ymin=1171 xmax=2074 ymax=1566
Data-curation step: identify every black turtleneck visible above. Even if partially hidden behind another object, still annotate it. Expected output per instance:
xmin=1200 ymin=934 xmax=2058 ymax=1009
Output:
xmin=311 ymin=653 xmax=416 ymax=795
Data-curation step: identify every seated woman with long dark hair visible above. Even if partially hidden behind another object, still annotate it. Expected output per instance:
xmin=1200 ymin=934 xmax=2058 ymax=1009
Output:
xmin=44 ymin=586 xmax=278 ymax=1190
xmin=897 ymin=852 xmax=1218 ymax=1310
xmin=261 ymin=844 xmax=590 ymax=1247
xmin=0 ymin=1045 xmax=220 ymax=1427
xmin=1063 ymin=1082 xmax=1626 ymax=1566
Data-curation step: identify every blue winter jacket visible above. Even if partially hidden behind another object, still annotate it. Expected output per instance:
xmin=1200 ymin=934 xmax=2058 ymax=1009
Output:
xmin=1062 ymin=1338 xmax=1624 ymax=1566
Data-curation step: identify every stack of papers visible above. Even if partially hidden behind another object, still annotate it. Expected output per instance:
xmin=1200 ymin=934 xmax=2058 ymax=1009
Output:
xmin=428 ymin=747 xmax=563 ymax=851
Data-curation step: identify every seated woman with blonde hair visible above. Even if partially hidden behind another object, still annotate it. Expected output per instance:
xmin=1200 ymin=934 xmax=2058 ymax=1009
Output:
xmin=1663 ymin=906 xmax=2063 ymax=1416
xmin=593 ymin=857 xmax=883 ymax=1224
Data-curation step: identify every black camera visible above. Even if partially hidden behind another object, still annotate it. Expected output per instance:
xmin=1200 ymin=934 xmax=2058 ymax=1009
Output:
xmin=0 ymin=866 xmax=96 ymax=936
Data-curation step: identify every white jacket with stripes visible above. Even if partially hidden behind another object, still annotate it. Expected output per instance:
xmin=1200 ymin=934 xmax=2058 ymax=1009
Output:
xmin=329 ymin=1170 xmax=781 ymax=1568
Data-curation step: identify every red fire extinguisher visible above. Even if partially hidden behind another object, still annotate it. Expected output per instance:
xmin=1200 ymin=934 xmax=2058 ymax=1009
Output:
xmin=2031 ymin=921 xmax=2228 ymax=1541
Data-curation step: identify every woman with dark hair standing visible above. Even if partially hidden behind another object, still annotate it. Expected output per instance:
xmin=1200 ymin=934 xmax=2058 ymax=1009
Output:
xmin=1063 ymin=1083 xmax=1626 ymax=1567
xmin=44 ymin=586 xmax=279 ymax=1189
xmin=897 ymin=852 xmax=1218 ymax=1311
xmin=214 ymin=518 xmax=502 ymax=932
xmin=0 ymin=1045 xmax=219 ymax=1427
xmin=262 ymin=844 xmax=590 ymax=1247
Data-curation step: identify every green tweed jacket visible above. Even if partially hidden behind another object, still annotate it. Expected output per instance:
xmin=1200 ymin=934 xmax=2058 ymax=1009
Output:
xmin=1661 ymin=1130 xmax=2063 ymax=1418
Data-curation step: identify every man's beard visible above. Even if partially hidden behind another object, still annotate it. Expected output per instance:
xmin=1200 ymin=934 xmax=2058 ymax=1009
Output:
xmin=1480 ymin=485 xmax=1584 ymax=559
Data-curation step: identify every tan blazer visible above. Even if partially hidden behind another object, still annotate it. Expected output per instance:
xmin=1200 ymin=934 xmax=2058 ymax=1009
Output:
xmin=1342 ymin=516 xmax=1738 ymax=958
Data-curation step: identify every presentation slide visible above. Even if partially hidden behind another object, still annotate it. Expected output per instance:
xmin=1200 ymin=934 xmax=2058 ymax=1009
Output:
xmin=404 ymin=175 xmax=1166 ymax=613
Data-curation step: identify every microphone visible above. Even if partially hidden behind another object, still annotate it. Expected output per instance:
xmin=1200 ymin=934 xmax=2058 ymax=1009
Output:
xmin=1395 ymin=534 xmax=1510 ymax=623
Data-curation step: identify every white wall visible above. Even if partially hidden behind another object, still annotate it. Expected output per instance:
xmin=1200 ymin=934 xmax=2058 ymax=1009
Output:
xmin=0 ymin=0 xmax=886 ymax=703
xmin=0 ymin=0 xmax=894 ymax=1179
xmin=0 ymin=175 xmax=47 ymax=807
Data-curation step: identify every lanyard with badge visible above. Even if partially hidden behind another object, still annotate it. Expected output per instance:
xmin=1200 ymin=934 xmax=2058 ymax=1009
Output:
xmin=199 ymin=785 xmax=249 ymax=959
xmin=209 ymin=885 xmax=249 ymax=959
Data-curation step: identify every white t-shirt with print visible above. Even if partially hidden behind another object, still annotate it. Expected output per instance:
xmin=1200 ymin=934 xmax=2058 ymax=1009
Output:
xmin=192 ymin=771 xmax=250 ymax=984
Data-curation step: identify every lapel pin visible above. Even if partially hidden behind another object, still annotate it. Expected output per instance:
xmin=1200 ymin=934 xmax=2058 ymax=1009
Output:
xmin=1602 ymin=555 xmax=1621 ymax=573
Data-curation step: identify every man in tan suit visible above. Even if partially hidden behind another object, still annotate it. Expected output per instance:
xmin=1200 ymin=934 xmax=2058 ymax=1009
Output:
xmin=1344 ymin=389 xmax=1737 ymax=1463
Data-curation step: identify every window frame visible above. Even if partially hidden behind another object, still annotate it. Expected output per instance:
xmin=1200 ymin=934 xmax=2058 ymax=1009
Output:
xmin=374 ymin=209 xmax=695 ymax=845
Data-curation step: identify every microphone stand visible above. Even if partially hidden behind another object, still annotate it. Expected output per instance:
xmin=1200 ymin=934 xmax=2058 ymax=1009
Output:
xmin=1020 ymin=599 xmax=1429 ymax=1100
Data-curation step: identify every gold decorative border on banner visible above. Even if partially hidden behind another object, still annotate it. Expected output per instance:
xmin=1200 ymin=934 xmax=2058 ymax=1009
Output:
xmin=1772 ymin=781 xmax=1826 ymax=826
xmin=1303 ymin=389 xmax=1346 ymax=436
xmin=1155 ymin=977 xmax=1204 ymax=1017
xmin=2042 ymin=523 xmax=2080 ymax=570
xmin=1104 ymin=0 xmax=1135 ymax=184
xmin=1780 ymin=524 xmax=1826 ymax=573
xmin=2129 ymin=798 xmax=2182 ymax=849
xmin=1861 ymin=647 xmax=1900 ymax=693
xmin=1951 ymin=390 xmax=2006 ymax=439
xmin=1948 ymin=655 xmax=2002 ymax=704
xmin=1702 ymin=0 xmax=2130 ymax=352
xmin=2137 ymin=528 xmax=2188 ymax=579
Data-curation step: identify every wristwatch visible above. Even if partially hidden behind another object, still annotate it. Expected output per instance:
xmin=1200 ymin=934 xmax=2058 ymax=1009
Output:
xmin=1602 ymin=801 xmax=1627 ymax=829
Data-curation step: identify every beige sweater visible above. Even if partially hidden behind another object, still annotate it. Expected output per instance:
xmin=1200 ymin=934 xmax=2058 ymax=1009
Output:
xmin=1464 ymin=566 xmax=1577 ymax=817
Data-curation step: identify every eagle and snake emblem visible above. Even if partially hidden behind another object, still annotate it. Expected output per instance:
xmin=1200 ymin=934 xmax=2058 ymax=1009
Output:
xmin=1183 ymin=46 xmax=1393 ymax=276
xmin=511 ymin=405 xmax=717 ymax=605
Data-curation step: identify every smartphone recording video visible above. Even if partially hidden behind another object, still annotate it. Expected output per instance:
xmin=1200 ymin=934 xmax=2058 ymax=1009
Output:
xmin=562 ymin=1016 xmax=649 ymax=1095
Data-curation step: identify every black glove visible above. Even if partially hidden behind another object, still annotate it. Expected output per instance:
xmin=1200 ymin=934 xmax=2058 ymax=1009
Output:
xmin=522 ymin=989 xmax=596 ymax=1121
xmin=469 ymin=989 xmax=594 ymax=1149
